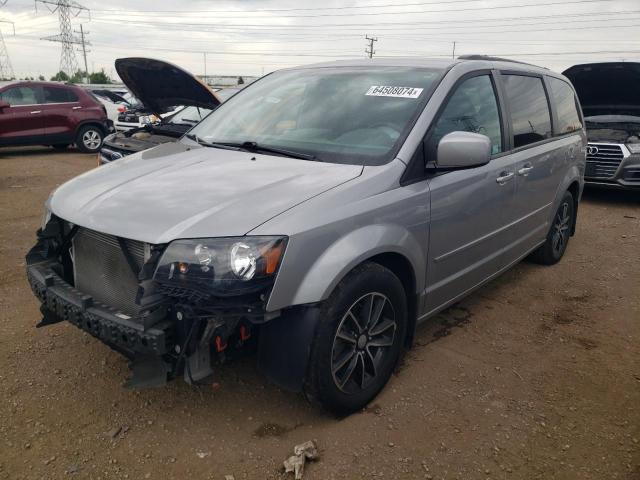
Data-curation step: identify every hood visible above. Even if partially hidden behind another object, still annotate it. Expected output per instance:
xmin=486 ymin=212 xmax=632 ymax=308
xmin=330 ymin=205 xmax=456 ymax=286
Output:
xmin=115 ymin=57 xmax=221 ymax=116
xmin=49 ymin=143 xmax=363 ymax=244
xmin=563 ymin=62 xmax=640 ymax=117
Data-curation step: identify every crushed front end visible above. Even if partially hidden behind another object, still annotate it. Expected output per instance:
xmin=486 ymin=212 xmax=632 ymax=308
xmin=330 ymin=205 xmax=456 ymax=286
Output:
xmin=26 ymin=215 xmax=286 ymax=388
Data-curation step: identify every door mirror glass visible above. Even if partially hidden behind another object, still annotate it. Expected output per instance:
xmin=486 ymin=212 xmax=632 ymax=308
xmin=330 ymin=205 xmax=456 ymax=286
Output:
xmin=437 ymin=131 xmax=491 ymax=168
xmin=0 ymin=100 xmax=9 ymax=109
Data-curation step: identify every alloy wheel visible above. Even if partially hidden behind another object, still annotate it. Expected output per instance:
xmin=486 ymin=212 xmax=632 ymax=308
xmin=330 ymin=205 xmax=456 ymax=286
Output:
xmin=331 ymin=292 xmax=397 ymax=394
xmin=552 ymin=201 xmax=571 ymax=256
xmin=82 ymin=129 xmax=102 ymax=150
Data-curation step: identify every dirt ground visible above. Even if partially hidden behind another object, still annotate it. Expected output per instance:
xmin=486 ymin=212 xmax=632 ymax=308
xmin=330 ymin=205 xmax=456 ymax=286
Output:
xmin=0 ymin=146 xmax=638 ymax=480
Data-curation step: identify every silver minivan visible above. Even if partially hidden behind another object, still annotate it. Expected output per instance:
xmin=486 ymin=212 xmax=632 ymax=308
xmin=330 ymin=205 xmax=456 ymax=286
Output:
xmin=27 ymin=56 xmax=586 ymax=413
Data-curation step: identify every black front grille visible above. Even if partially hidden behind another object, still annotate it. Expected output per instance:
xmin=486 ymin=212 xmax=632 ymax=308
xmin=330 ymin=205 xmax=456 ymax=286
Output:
xmin=585 ymin=143 xmax=625 ymax=179
xmin=118 ymin=114 xmax=139 ymax=123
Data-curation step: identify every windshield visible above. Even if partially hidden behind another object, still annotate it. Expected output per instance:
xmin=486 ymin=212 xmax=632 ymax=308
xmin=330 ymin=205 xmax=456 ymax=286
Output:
xmin=168 ymin=106 xmax=212 ymax=125
xmin=215 ymin=87 xmax=242 ymax=101
xmin=189 ymin=66 xmax=443 ymax=165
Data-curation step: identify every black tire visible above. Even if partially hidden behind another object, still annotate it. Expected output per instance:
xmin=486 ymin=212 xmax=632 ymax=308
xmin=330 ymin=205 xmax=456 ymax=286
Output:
xmin=52 ymin=144 xmax=69 ymax=150
xmin=529 ymin=190 xmax=575 ymax=265
xmin=304 ymin=262 xmax=407 ymax=415
xmin=75 ymin=125 xmax=104 ymax=153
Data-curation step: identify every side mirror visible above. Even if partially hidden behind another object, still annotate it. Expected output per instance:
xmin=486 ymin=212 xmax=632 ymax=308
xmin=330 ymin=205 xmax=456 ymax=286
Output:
xmin=0 ymin=100 xmax=10 ymax=110
xmin=437 ymin=131 xmax=491 ymax=169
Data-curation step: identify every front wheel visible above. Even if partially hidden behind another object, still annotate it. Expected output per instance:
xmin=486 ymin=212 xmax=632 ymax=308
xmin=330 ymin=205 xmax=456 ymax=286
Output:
xmin=304 ymin=262 xmax=407 ymax=415
xmin=76 ymin=125 xmax=104 ymax=153
xmin=530 ymin=190 xmax=575 ymax=265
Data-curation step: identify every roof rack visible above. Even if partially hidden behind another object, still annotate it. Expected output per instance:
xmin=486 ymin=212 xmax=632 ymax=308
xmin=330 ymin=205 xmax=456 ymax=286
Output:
xmin=457 ymin=55 xmax=547 ymax=69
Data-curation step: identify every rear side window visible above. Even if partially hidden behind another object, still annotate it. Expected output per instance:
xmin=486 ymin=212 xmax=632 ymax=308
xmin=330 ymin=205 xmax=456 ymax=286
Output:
xmin=429 ymin=75 xmax=503 ymax=156
xmin=547 ymin=77 xmax=582 ymax=134
xmin=0 ymin=86 xmax=39 ymax=105
xmin=502 ymin=75 xmax=552 ymax=148
xmin=43 ymin=86 xmax=79 ymax=103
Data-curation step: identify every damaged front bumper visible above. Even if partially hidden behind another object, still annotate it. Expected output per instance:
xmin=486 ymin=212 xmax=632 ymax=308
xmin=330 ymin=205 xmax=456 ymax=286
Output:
xmin=24 ymin=220 xmax=320 ymax=392
xmin=27 ymin=259 xmax=170 ymax=356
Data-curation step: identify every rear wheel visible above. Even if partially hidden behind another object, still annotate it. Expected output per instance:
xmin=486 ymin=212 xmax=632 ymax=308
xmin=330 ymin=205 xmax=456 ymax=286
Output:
xmin=530 ymin=190 xmax=575 ymax=265
xmin=304 ymin=262 xmax=407 ymax=415
xmin=76 ymin=125 xmax=104 ymax=153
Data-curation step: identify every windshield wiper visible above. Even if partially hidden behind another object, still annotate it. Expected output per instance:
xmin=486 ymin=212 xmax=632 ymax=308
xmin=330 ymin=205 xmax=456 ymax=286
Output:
xmin=184 ymin=133 xmax=243 ymax=151
xmin=221 ymin=141 xmax=317 ymax=160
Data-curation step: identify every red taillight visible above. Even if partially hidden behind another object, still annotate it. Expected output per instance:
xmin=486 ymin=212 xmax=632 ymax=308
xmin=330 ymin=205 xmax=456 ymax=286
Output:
xmin=117 ymin=105 xmax=126 ymax=113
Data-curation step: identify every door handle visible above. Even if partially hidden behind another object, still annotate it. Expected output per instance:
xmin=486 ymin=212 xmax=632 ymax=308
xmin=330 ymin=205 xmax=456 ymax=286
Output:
xmin=517 ymin=164 xmax=533 ymax=176
xmin=72 ymin=106 xmax=82 ymax=110
xmin=30 ymin=110 xmax=41 ymax=114
xmin=496 ymin=171 xmax=514 ymax=185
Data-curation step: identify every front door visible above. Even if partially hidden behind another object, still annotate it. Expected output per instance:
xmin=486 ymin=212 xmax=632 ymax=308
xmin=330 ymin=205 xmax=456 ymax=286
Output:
xmin=423 ymin=73 xmax=516 ymax=315
xmin=0 ymin=85 xmax=45 ymax=145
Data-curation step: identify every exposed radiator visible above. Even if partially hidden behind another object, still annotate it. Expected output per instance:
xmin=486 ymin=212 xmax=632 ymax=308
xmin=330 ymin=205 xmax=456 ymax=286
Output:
xmin=72 ymin=228 xmax=149 ymax=316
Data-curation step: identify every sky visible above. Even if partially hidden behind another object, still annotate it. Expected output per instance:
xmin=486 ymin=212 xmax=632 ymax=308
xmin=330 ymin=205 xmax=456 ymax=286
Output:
xmin=1 ymin=0 xmax=639 ymax=80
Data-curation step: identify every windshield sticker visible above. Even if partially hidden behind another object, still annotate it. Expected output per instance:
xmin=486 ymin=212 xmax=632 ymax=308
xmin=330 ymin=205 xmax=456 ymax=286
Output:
xmin=365 ymin=86 xmax=424 ymax=98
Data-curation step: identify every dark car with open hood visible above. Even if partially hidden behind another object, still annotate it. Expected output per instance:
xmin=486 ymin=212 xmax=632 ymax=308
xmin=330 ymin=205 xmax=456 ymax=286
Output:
xmin=563 ymin=62 xmax=640 ymax=189
xmin=99 ymin=58 xmax=222 ymax=164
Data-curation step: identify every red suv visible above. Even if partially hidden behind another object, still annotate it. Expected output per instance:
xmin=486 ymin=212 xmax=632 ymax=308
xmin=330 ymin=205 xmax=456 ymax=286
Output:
xmin=0 ymin=81 xmax=110 ymax=153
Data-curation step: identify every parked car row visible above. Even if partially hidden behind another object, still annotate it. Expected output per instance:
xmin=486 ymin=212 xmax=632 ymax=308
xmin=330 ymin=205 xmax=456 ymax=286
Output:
xmin=0 ymin=59 xmax=242 ymax=155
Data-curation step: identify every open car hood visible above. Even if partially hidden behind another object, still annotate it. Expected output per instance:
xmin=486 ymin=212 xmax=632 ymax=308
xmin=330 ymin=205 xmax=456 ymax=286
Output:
xmin=563 ymin=62 xmax=640 ymax=117
xmin=115 ymin=57 xmax=221 ymax=116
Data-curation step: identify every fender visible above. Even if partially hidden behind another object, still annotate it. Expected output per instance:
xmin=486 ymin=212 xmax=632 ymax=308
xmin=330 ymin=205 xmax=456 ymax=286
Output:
xmin=267 ymin=223 xmax=426 ymax=311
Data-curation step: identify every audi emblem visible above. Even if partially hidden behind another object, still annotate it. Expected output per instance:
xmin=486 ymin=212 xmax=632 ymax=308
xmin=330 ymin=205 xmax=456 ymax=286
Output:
xmin=587 ymin=146 xmax=599 ymax=156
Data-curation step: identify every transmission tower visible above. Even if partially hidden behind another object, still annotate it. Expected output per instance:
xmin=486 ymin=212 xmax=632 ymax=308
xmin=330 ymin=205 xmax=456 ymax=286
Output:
xmin=0 ymin=0 xmax=15 ymax=80
xmin=36 ymin=0 xmax=90 ymax=77
xmin=0 ymin=21 xmax=14 ymax=80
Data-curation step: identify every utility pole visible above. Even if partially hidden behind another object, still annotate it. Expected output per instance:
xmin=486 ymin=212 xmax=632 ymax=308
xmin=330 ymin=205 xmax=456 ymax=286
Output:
xmin=36 ymin=0 xmax=90 ymax=78
xmin=0 ymin=0 xmax=15 ymax=80
xmin=452 ymin=41 xmax=456 ymax=59
xmin=75 ymin=23 xmax=89 ymax=81
xmin=365 ymin=35 xmax=377 ymax=59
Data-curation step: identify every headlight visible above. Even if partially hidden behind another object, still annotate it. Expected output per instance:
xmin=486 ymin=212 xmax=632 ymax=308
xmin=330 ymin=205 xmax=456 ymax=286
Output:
xmin=153 ymin=236 xmax=287 ymax=296
xmin=139 ymin=115 xmax=151 ymax=124
xmin=626 ymin=140 xmax=640 ymax=154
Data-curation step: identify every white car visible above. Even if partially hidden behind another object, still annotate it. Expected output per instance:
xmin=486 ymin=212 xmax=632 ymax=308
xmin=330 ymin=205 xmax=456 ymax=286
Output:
xmin=94 ymin=96 xmax=124 ymax=124
xmin=114 ymin=106 xmax=181 ymax=132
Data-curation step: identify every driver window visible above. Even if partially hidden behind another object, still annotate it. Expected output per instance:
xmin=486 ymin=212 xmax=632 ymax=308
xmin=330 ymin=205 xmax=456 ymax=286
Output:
xmin=0 ymin=86 xmax=39 ymax=106
xmin=428 ymin=75 xmax=502 ymax=160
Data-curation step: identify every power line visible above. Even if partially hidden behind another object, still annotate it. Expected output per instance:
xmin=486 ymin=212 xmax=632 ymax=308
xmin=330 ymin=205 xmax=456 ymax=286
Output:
xmin=88 ymin=8 xmax=639 ymax=31
xmin=90 ymin=0 xmax=616 ymax=17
